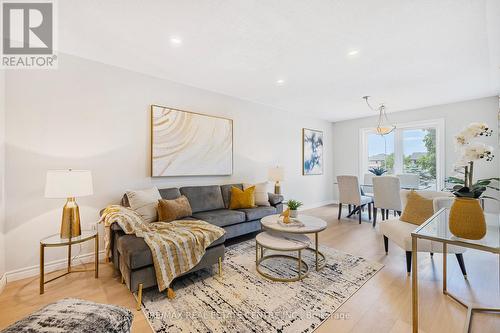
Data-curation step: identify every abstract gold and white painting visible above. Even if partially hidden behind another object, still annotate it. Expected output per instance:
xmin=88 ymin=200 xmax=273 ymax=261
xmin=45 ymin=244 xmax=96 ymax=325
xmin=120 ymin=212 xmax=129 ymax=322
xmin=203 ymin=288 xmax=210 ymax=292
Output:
xmin=151 ymin=105 xmax=233 ymax=176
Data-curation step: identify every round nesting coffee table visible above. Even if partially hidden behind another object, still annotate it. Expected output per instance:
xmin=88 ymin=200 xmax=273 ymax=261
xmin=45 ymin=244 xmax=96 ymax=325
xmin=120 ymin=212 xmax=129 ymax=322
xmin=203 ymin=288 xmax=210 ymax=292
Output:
xmin=261 ymin=214 xmax=327 ymax=271
xmin=256 ymin=231 xmax=310 ymax=282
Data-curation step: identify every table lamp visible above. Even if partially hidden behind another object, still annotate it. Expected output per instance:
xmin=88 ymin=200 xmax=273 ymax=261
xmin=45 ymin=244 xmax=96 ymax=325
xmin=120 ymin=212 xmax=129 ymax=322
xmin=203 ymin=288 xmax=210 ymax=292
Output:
xmin=45 ymin=169 xmax=93 ymax=239
xmin=268 ymin=166 xmax=284 ymax=195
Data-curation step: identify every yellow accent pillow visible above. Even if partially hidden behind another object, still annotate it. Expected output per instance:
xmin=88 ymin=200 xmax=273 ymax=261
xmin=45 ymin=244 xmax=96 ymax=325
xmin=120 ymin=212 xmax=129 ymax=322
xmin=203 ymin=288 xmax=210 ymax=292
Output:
xmin=229 ymin=186 xmax=256 ymax=209
xmin=400 ymin=191 xmax=434 ymax=225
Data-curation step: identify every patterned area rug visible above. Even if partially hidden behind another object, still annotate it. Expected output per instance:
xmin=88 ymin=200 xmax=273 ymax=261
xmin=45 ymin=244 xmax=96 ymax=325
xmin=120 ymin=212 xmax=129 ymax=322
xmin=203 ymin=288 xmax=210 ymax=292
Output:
xmin=141 ymin=239 xmax=383 ymax=333
xmin=1 ymin=298 xmax=133 ymax=333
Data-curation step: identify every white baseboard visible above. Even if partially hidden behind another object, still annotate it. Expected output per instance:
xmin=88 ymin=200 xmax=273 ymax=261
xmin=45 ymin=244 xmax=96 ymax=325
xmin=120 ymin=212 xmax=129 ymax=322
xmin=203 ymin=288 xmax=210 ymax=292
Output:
xmin=300 ymin=200 xmax=337 ymax=211
xmin=0 ymin=273 xmax=6 ymax=294
xmin=5 ymin=250 xmax=106 ymax=283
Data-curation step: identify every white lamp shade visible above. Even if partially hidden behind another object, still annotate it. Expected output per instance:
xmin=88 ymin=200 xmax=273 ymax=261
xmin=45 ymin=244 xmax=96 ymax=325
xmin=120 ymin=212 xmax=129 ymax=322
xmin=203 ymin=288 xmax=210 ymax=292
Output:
xmin=45 ymin=170 xmax=93 ymax=198
xmin=268 ymin=166 xmax=284 ymax=181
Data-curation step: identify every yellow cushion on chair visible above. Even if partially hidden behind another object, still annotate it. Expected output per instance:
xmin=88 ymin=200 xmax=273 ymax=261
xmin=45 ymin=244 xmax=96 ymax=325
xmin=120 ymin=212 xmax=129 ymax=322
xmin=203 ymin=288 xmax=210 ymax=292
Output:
xmin=229 ymin=186 xmax=256 ymax=209
xmin=400 ymin=190 xmax=434 ymax=225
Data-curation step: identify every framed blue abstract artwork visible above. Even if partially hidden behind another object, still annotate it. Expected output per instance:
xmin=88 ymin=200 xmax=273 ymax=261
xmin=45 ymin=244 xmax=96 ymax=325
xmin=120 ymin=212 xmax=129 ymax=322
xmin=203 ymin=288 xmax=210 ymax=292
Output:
xmin=302 ymin=128 xmax=323 ymax=175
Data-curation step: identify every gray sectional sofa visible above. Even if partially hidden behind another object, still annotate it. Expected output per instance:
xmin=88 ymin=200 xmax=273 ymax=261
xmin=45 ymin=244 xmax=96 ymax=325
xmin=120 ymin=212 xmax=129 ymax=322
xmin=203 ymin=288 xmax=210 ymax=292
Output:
xmin=108 ymin=183 xmax=284 ymax=296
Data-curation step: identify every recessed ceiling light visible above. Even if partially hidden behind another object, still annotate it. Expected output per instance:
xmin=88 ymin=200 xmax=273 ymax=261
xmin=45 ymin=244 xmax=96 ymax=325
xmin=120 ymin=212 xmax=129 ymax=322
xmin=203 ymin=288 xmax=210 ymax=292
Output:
xmin=276 ymin=79 xmax=285 ymax=86
xmin=347 ymin=50 xmax=359 ymax=56
xmin=170 ymin=37 xmax=182 ymax=46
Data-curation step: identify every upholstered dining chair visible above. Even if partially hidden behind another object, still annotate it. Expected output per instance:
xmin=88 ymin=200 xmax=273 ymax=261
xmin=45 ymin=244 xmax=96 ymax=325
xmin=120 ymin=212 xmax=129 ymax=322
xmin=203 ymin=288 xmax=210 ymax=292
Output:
xmin=372 ymin=176 xmax=402 ymax=227
xmin=337 ymin=175 xmax=374 ymax=223
xmin=379 ymin=190 xmax=467 ymax=276
xmin=363 ymin=173 xmax=374 ymax=196
xmin=397 ymin=173 xmax=420 ymax=189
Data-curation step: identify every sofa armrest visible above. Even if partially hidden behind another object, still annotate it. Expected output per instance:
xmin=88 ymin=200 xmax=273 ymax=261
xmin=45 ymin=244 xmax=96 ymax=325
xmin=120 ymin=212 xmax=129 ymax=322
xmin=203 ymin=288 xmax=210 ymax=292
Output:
xmin=268 ymin=193 xmax=284 ymax=206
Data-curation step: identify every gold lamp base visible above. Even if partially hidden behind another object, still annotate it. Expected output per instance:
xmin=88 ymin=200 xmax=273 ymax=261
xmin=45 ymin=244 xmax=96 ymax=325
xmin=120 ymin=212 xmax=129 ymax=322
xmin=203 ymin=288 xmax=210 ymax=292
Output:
xmin=60 ymin=197 xmax=82 ymax=239
xmin=274 ymin=181 xmax=281 ymax=195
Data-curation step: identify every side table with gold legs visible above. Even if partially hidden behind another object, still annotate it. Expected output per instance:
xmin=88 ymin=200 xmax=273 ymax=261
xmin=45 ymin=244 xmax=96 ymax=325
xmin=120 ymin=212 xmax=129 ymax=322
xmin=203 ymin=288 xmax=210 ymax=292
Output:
xmin=40 ymin=230 xmax=99 ymax=294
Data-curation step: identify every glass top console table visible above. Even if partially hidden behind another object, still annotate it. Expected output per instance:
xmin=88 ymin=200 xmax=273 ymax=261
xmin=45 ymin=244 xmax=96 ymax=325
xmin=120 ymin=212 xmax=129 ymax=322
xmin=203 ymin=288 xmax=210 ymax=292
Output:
xmin=411 ymin=208 xmax=499 ymax=333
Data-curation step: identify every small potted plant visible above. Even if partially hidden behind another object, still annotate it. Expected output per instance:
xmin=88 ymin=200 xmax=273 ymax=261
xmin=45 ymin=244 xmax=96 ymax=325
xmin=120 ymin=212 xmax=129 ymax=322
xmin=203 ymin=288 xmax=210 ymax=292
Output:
xmin=368 ymin=166 xmax=387 ymax=176
xmin=286 ymin=199 xmax=303 ymax=218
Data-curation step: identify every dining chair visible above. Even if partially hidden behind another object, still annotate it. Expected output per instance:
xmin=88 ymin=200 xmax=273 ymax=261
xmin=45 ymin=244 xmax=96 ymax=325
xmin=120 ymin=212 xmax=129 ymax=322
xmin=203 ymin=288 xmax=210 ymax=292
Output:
xmin=379 ymin=190 xmax=466 ymax=276
xmin=397 ymin=173 xmax=420 ymax=189
xmin=337 ymin=175 xmax=374 ymax=223
xmin=372 ymin=176 xmax=402 ymax=227
xmin=363 ymin=173 xmax=374 ymax=196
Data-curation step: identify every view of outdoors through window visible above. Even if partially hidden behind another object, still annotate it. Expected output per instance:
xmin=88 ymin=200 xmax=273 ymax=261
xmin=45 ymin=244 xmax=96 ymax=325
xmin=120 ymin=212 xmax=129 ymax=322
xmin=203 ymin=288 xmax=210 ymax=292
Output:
xmin=367 ymin=132 xmax=394 ymax=173
xmin=367 ymin=128 xmax=437 ymax=189
xmin=402 ymin=128 xmax=437 ymax=189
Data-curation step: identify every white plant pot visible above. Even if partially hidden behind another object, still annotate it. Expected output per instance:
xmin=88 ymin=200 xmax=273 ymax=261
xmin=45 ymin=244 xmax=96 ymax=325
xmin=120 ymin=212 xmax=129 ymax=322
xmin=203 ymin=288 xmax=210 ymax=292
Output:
xmin=290 ymin=210 xmax=298 ymax=218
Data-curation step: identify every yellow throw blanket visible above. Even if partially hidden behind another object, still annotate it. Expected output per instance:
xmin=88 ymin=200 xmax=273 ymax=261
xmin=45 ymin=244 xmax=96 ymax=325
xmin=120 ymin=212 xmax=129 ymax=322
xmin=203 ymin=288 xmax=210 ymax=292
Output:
xmin=99 ymin=205 xmax=226 ymax=291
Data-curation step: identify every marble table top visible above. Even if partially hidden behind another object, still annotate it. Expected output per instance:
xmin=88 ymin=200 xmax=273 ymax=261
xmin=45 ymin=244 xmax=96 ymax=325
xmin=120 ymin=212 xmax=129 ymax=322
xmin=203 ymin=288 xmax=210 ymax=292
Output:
xmin=261 ymin=214 xmax=327 ymax=234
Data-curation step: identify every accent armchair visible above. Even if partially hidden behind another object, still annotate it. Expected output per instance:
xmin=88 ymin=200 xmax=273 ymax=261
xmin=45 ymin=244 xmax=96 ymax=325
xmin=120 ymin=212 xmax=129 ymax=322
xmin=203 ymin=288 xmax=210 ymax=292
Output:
xmin=379 ymin=190 xmax=467 ymax=276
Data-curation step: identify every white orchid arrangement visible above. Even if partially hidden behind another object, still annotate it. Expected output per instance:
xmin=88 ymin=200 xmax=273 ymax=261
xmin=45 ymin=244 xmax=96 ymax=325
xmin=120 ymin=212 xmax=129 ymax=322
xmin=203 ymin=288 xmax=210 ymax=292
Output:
xmin=455 ymin=122 xmax=494 ymax=163
xmin=455 ymin=122 xmax=492 ymax=145
xmin=448 ymin=122 xmax=497 ymax=198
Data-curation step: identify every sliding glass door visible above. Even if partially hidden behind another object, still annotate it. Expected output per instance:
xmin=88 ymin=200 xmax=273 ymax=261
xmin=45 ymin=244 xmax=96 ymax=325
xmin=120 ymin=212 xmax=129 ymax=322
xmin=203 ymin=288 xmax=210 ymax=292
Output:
xmin=360 ymin=120 xmax=444 ymax=190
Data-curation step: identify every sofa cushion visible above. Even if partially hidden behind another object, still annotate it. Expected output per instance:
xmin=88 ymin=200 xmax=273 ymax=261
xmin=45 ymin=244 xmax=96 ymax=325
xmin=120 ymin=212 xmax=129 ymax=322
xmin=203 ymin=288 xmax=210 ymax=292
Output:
xmin=220 ymin=184 xmax=243 ymax=208
xmin=238 ymin=206 xmax=277 ymax=221
xmin=192 ymin=209 xmax=246 ymax=227
xmin=268 ymin=193 xmax=284 ymax=206
xmin=159 ymin=187 xmax=181 ymax=200
xmin=180 ymin=185 xmax=225 ymax=213
xmin=117 ymin=231 xmax=226 ymax=270
xmin=117 ymin=235 xmax=153 ymax=269
xmin=380 ymin=218 xmax=464 ymax=253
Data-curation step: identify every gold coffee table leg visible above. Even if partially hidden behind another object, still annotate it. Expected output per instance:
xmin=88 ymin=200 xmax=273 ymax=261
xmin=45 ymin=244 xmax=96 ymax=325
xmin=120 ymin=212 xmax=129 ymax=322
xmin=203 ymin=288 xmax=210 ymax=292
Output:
xmin=315 ymin=233 xmax=319 ymax=270
xmin=256 ymin=254 xmax=309 ymax=282
xmin=298 ymin=250 xmax=302 ymax=280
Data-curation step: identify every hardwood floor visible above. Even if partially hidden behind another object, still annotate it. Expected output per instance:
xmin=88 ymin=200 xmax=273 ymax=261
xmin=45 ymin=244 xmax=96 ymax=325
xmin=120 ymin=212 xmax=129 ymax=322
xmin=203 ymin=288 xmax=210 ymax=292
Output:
xmin=0 ymin=204 xmax=498 ymax=332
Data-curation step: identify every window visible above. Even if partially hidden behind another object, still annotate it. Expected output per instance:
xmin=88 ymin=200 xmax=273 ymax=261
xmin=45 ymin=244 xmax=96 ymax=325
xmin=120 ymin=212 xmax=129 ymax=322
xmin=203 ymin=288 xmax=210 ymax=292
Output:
xmin=360 ymin=119 xmax=444 ymax=190
xmin=367 ymin=131 xmax=395 ymax=173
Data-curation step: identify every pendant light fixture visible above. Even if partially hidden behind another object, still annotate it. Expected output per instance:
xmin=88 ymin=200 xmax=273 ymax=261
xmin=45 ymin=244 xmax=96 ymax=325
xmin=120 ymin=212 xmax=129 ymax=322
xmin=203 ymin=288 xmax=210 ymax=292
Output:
xmin=362 ymin=96 xmax=395 ymax=135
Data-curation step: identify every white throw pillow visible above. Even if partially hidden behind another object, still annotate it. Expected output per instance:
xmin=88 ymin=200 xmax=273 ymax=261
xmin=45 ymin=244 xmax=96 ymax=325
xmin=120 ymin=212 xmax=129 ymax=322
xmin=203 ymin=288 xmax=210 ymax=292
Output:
xmin=244 ymin=182 xmax=270 ymax=206
xmin=125 ymin=187 xmax=161 ymax=223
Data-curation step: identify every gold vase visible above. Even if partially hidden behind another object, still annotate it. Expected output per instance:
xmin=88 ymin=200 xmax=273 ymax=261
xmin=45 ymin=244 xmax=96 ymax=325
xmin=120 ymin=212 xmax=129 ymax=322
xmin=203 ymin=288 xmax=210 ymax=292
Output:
xmin=449 ymin=198 xmax=486 ymax=240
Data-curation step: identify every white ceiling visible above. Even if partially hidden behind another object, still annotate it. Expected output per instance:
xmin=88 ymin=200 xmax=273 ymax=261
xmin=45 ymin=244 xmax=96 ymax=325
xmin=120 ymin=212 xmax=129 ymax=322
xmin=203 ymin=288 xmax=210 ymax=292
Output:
xmin=58 ymin=0 xmax=500 ymax=122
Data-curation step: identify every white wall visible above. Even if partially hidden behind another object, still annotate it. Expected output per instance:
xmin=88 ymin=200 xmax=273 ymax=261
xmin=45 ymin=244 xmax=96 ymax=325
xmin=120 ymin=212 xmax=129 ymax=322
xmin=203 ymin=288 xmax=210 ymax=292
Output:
xmin=0 ymin=69 xmax=5 ymax=283
xmin=332 ymin=97 xmax=500 ymax=210
xmin=4 ymin=54 xmax=334 ymax=275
